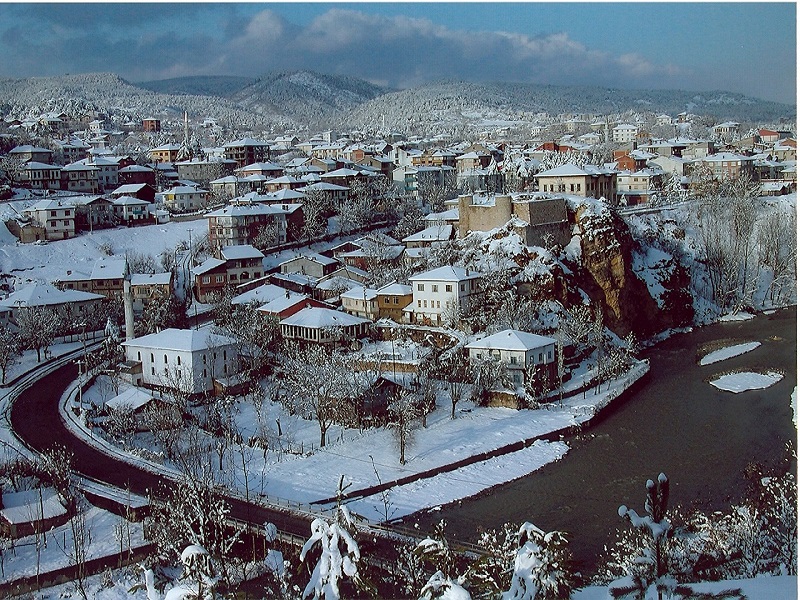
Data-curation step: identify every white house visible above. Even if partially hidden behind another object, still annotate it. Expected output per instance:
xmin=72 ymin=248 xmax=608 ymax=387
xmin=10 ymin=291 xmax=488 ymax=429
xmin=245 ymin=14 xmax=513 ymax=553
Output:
xmin=465 ymin=329 xmax=556 ymax=386
xmin=121 ymin=328 xmax=239 ymax=395
xmin=612 ymin=124 xmax=639 ymax=144
xmin=406 ymin=265 xmax=482 ymax=326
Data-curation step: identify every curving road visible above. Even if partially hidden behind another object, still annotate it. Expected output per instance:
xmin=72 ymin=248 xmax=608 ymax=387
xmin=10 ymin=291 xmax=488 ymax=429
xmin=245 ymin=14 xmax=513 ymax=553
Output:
xmin=9 ymin=362 xmax=313 ymax=540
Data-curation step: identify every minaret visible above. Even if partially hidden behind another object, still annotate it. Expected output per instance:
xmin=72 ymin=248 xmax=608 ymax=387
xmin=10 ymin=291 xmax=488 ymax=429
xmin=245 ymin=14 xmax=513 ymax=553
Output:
xmin=123 ymin=255 xmax=135 ymax=341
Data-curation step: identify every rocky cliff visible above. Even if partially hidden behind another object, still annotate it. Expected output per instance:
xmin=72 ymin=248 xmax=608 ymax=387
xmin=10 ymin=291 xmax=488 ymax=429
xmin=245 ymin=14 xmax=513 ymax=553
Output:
xmin=566 ymin=199 xmax=693 ymax=339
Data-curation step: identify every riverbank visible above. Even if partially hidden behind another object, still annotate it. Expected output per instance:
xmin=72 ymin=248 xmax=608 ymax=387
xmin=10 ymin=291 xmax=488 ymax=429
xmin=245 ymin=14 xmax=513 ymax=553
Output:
xmin=403 ymin=306 xmax=797 ymax=575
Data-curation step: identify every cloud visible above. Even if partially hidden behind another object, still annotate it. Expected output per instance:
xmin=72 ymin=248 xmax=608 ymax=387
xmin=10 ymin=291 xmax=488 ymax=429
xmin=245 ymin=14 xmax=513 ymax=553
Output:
xmin=0 ymin=5 xmax=789 ymax=102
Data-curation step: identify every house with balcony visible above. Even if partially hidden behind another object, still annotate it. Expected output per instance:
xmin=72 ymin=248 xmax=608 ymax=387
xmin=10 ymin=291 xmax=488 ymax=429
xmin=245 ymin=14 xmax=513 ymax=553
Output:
xmin=111 ymin=196 xmax=152 ymax=224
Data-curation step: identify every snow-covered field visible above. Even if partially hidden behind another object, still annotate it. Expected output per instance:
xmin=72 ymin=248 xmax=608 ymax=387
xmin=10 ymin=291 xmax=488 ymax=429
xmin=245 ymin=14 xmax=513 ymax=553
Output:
xmin=0 ymin=505 xmax=145 ymax=580
xmin=710 ymin=370 xmax=784 ymax=393
xmin=77 ymin=361 xmax=648 ymax=523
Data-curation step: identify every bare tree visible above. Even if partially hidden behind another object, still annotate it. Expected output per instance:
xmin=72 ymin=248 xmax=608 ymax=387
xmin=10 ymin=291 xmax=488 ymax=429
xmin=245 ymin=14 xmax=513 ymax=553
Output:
xmin=757 ymin=207 xmax=797 ymax=306
xmin=0 ymin=328 xmax=21 ymax=383
xmin=16 ymin=305 xmax=59 ymax=362
xmin=278 ymin=345 xmax=354 ymax=448
xmin=387 ymin=387 xmax=421 ymax=465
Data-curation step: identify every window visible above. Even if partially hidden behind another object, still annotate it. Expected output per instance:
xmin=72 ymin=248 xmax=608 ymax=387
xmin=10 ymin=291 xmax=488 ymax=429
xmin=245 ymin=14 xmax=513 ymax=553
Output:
xmin=548 ymin=350 xmax=553 ymax=360
xmin=423 ymin=300 xmax=427 ymax=308
xmin=510 ymin=355 xmax=518 ymax=364
xmin=445 ymin=285 xmax=452 ymax=292
xmin=215 ymin=275 xmax=224 ymax=283
xmin=432 ymin=285 xmax=438 ymax=293
xmin=460 ymin=284 xmax=465 ymax=292
xmin=151 ymin=367 xmax=155 ymax=375
xmin=177 ymin=356 xmax=181 ymax=366
xmin=203 ymin=354 xmax=207 ymax=364
xmin=417 ymin=283 xmax=424 ymax=291
xmin=538 ymin=352 xmax=544 ymax=362
xmin=417 ymin=300 xmax=421 ymax=307
xmin=436 ymin=301 xmax=440 ymax=308
xmin=202 ymin=276 xmax=210 ymax=284
xmin=164 ymin=354 xmax=168 ymax=363
xmin=51 ymin=210 xmax=57 ymax=217
xmin=203 ymin=369 xmax=207 ymax=378
xmin=150 ymin=353 xmax=154 ymax=362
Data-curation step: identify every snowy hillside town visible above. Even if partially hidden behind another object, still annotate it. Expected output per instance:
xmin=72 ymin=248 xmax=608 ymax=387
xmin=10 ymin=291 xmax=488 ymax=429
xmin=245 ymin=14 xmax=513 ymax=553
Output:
xmin=0 ymin=68 xmax=795 ymax=599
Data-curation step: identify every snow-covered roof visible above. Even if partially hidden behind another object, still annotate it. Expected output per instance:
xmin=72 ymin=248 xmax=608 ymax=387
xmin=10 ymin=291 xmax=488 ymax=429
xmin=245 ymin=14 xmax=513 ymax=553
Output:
xmin=279 ymin=251 xmax=338 ymax=267
xmin=260 ymin=188 xmax=306 ymax=201
xmin=130 ymin=272 xmax=171 ymax=286
xmin=534 ymin=163 xmax=589 ymax=178
xmin=221 ymin=244 xmax=264 ymax=261
xmin=409 ymin=265 xmax=481 ymax=282
xmin=191 ymin=257 xmax=226 ymax=276
xmin=297 ymin=182 xmax=350 ymax=192
xmin=466 ymin=329 xmax=556 ymax=352
xmin=105 ymin=387 xmax=156 ymax=411
xmin=0 ymin=282 xmax=103 ymax=309
xmin=341 ymin=285 xmax=379 ymax=301
xmin=111 ymin=183 xmax=149 ymax=195
xmin=231 ymin=283 xmax=288 ymax=305
xmin=280 ymin=306 xmax=370 ymax=328
xmin=257 ymin=292 xmax=312 ymax=314
xmin=402 ymin=224 xmax=454 ymax=244
xmin=112 ymin=195 xmax=150 ymax=207
xmin=206 ymin=203 xmax=300 ymax=218
xmin=377 ymin=282 xmax=412 ymax=296
xmin=0 ymin=487 xmax=66 ymax=525
xmin=91 ymin=257 xmax=126 ymax=280
xmin=122 ymin=328 xmax=236 ymax=352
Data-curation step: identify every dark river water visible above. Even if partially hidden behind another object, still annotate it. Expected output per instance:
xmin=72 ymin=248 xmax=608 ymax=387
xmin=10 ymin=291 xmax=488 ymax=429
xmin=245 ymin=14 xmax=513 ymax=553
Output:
xmin=405 ymin=307 xmax=797 ymax=575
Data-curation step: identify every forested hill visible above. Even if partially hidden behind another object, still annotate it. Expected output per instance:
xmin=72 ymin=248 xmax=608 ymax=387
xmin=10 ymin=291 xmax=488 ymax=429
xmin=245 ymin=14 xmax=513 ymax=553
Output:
xmin=0 ymin=71 xmax=793 ymax=134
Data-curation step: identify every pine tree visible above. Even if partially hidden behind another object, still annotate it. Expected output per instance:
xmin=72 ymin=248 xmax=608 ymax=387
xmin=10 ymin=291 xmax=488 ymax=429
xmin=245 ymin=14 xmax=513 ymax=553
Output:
xmin=501 ymin=522 xmax=574 ymax=600
xmin=299 ymin=476 xmax=364 ymax=600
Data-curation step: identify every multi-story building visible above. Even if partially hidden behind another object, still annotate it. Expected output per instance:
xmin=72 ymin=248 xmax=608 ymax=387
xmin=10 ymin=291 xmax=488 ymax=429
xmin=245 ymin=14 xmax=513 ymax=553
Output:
xmin=406 ymin=265 xmax=482 ymax=326
xmin=465 ymin=329 xmax=556 ymax=387
xmin=61 ymin=162 xmax=100 ymax=193
xmin=161 ymin=185 xmax=211 ymax=213
xmin=534 ymin=163 xmax=616 ymax=200
xmin=20 ymin=162 xmax=62 ymax=190
xmin=205 ymin=203 xmax=304 ymax=249
xmin=223 ymin=138 xmax=271 ymax=168
xmin=22 ymin=199 xmax=76 ymax=240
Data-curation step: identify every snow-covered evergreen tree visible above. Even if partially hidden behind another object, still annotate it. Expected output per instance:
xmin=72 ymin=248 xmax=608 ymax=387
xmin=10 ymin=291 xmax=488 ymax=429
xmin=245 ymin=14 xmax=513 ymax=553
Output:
xmin=501 ymin=522 xmax=574 ymax=600
xmin=299 ymin=476 xmax=364 ymax=600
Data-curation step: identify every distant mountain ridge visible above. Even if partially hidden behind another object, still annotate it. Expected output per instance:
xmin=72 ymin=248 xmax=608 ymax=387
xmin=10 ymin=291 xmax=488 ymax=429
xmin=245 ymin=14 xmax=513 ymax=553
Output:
xmin=0 ymin=71 xmax=793 ymax=136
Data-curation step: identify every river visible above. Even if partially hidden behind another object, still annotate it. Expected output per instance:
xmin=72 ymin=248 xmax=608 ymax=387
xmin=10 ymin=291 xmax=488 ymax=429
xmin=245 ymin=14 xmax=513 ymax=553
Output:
xmin=404 ymin=307 xmax=797 ymax=575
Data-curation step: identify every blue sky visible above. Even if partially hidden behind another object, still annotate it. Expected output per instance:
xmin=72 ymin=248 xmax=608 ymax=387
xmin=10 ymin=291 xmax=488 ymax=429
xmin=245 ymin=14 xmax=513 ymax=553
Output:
xmin=0 ymin=3 xmax=795 ymax=104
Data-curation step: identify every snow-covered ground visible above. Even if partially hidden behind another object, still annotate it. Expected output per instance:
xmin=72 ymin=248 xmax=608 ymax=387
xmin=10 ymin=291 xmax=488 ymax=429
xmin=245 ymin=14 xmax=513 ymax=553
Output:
xmin=77 ymin=361 xmax=648 ymax=523
xmin=710 ymin=370 xmax=784 ymax=393
xmin=0 ymin=505 xmax=145 ymax=580
xmin=573 ymin=575 xmax=798 ymax=599
xmin=699 ymin=341 xmax=761 ymax=365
